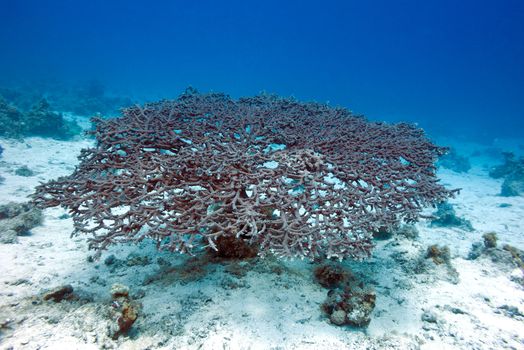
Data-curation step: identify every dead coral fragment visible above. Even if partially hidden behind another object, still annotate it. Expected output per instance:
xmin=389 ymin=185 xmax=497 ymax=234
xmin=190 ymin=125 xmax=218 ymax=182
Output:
xmin=396 ymin=224 xmax=419 ymax=239
xmin=468 ymin=241 xmax=524 ymax=286
xmin=126 ymin=252 xmax=151 ymax=266
xmin=317 ymin=264 xmax=375 ymax=327
xmin=109 ymin=283 xmax=139 ymax=339
xmin=483 ymin=232 xmax=498 ymax=249
xmin=110 ymin=283 xmax=130 ymax=299
xmin=208 ymin=235 xmax=259 ymax=260
xmin=413 ymin=244 xmax=459 ymax=284
xmin=321 ymin=284 xmax=376 ymax=327
xmin=143 ymin=255 xmax=212 ymax=286
xmin=469 ymin=241 xmax=523 ymax=268
xmin=314 ymin=264 xmax=350 ymax=288
xmin=503 ymin=244 xmax=524 ymax=271
xmin=115 ymin=301 xmax=138 ymax=339
xmin=426 ymin=244 xmax=451 ymax=265
xmin=430 ymin=202 xmax=473 ymax=231
xmin=373 ymin=224 xmax=419 ymax=240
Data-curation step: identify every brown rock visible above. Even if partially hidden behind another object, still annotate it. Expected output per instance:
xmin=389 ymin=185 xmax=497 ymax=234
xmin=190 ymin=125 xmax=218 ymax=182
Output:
xmin=42 ymin=285 xmax=74 ymax=302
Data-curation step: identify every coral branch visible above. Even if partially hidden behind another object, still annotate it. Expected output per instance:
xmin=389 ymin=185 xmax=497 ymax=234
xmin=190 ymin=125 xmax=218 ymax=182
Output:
xmin=32 ymin=90 xmax=456 ymax=259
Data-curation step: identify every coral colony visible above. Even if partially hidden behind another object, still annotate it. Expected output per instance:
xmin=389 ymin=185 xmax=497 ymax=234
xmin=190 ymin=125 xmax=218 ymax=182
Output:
xmin=32 ymin=90 xmax=456 ymax=260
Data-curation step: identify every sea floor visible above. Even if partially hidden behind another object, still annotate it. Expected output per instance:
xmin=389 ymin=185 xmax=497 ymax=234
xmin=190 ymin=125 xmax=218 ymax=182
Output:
xmin=0 ymin=135 xmax=523 ymax=350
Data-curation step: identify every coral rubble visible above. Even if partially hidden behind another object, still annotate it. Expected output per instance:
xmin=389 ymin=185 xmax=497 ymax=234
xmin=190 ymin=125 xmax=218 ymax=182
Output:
xmin=109 ymin=283 xmax=140 ymax=339
xmin=320 ymin=275 xmax=376 ymax=327
xmin=426 ymin=244 xmax=451 ymax=265
xmin=483 ymin=232 xmax=498 ymax=249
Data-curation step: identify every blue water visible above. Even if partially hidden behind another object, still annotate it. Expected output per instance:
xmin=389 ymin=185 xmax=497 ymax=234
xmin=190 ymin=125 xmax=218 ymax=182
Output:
xmin=1 ymin=0 xmax=523 ymax=140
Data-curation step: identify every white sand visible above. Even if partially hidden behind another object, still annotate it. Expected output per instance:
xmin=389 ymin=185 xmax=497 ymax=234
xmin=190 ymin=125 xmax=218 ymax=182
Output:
xmin=0 ymin=136 xmax=523 ymax=350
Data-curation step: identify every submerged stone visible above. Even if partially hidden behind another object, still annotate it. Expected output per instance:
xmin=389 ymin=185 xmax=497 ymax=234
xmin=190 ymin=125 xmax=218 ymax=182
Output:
xmin=42 ymin=285 xmax=74 ymax=302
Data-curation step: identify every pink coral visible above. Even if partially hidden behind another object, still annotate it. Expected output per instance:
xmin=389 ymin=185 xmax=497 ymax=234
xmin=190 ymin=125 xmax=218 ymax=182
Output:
xmin=32 ymin=90 xmax=456 ymax=259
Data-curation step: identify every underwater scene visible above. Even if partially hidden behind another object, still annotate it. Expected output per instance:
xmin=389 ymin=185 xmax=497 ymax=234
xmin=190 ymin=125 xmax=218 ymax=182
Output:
xmin=1 ymin=1 xmax=523 ymax=349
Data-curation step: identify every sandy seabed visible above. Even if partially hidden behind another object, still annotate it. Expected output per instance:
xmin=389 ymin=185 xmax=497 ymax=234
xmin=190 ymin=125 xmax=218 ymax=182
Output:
xmin=0 ymin=135 xmax=523 ymax=350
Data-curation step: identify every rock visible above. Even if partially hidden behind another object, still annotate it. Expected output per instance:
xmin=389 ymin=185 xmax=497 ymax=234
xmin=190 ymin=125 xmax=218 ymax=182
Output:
xmin=421 ymin=311 xmax=438 ymax=323
xmin=330 ymin=310 xmax=346 ymax=326
xmin=157 ymin=257 xmax=171 ymax=267
xmin=502 ymin=244 xmax=524 ymax=269
xmin=489 ymin=152 xmax=524 ymax=196
xmin=483 ymin=232 xmax=498 ymax=249
xmin=208 ymin=235 xmax=259 ymax=260
xmin=126 ymin=252 xmax=151 ymax=266
xmin=501 ymin=176 xmax=524 ymax=196
xmin=467 ymin=242 xmax=484 ymax=260
xmin=498 ymin=305 xmax=524 ymax=318
xmin=510 ymin=268 xmax=524 ymax=285
xmin=430 ymin=202 xmax=473 ymax=231
xmin=482 ymin=245 xmax=524 ymax=277
xmin=396 ymin=224 xmax=419 ymax=239
xmin=0 ymin=229 xmax=19 ymax=244
xmin=0 ymin=202 xmax=43 ymax=244
xmin=314 ymin=263 xmax=351 ymax=288
xmin=426 ymin=244 xmax=451 ymax=265
xmin=15 ymin=166 xmax=35 ymax=177
xmin=113 ymin=301 xmax=138 ymax=339
xmin=8 ymin=278 xmax=31 ymax=286
xmin=104 ymin=254 xmax=116 ymax=266
xmin=438 ymin=149 xmax=471 ymax=173
xmin=489 ymin=152 xmax=517 ymax=179
xmin=0 ymin=318 xmax=14 ymax=330
xmin=372 ymin=227 xmax=393 ymax=240
xmin=89 ymin=275 xmax=107 ymax=287
xmin=450 ymin=307 xmax=466 ymax=315
xmin=413 ymin=247 xmax=460 ymax=285
xmin=107 ymin=284 xmax=140 ymax=339
xmin=42 ymin=285 xmax=74 ymax=302
xmin=131 ymin=289 xmax=146 ymax=300
xmin=110 ymin=283 xmax=129 ymax=299
xmin=346 ymin=301 xmax=375 ymax=327
xmin=321 ymin=279 xmax=376 ymax=327
xmin=372 ymin=224 xmax=419 ymax=240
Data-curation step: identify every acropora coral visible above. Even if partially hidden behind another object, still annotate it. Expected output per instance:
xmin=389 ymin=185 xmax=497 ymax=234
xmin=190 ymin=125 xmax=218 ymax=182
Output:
xmin=32 ymin=90 xmax=456 ymax=260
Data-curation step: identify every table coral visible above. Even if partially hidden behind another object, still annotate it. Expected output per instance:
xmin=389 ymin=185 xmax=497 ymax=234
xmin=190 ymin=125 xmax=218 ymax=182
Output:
xmin=32 ymin=90 xmax=456 ymax=260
